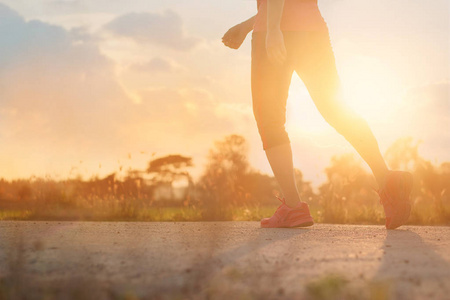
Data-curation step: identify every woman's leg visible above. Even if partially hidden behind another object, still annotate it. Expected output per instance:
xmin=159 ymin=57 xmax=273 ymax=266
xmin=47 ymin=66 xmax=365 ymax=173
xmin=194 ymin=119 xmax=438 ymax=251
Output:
xmin=292 ymin=31 xmax=388 ymax=188
xmin=290 ymin=31 xmax=414 ymax=229
xmin=251 ymin=32 xmax=301 ymax=207
xmin=265 ymin=143 xmax=302 ymax=207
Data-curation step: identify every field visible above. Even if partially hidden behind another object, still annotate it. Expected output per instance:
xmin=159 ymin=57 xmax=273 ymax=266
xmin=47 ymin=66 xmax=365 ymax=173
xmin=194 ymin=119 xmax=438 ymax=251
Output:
xmin=1 ymin=136 xmax=449 ymax=225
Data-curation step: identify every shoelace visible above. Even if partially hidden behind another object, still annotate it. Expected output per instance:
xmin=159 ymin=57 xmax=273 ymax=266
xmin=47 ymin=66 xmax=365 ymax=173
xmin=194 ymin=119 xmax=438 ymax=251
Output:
xmin=273 ymin=196 xmax=287 ymax=217
xmin=276 ymin=196 xmax=286 ymax=204
xmin=371 ymin=180 xmax=392 ymax=206
xmin=376 ymin=186 xmax=396 ymax=206
xmin=372 ymin=186 xmax=384 ymax=204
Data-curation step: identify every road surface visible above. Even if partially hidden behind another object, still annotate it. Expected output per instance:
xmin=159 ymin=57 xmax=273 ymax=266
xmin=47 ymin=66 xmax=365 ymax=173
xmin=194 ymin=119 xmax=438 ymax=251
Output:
xmin=0 ymin=221 xmax=449 ymax=300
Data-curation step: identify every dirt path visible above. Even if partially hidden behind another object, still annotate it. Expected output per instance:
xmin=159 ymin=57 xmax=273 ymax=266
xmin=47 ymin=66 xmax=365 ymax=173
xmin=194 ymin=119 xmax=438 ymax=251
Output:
xmin=0 ymin=221 xmax=449 ymax=300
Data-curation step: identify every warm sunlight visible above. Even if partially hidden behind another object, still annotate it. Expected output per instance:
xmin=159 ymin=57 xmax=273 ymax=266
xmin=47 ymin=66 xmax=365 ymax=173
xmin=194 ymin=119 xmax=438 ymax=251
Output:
xmin=1 ymin=0 xmax=448 ymax=183
xmin=1 ymin=1 xmax=449 ymax=299
xmin=339 ymin=54 xmax=403 ymax=123
xmin=280 ymin=51 xmax=406 ymax=143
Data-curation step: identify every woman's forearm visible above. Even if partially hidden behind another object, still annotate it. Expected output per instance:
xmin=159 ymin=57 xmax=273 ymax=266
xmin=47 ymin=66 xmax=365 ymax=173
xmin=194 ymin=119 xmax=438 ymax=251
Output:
xmin=267 ymin=0 xmax=285 ymax=31
xmin=241 ymin=15 xmax=256 ymax=33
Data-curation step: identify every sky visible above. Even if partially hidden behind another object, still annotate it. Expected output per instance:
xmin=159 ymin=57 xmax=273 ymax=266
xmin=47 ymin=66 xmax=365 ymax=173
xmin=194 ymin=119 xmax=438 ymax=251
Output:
xmin=0 ymin=0 xmax=449 ymax=187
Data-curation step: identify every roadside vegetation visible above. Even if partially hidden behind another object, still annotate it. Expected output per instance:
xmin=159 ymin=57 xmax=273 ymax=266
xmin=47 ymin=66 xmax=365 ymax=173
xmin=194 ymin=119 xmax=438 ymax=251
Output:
xmin=0 ymin=135 xmax=449 ymax=225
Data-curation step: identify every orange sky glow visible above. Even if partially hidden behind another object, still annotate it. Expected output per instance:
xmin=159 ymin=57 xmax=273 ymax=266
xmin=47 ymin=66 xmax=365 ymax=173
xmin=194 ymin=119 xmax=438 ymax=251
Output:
xmin=0 ymin=0 xmax=448 ymax=187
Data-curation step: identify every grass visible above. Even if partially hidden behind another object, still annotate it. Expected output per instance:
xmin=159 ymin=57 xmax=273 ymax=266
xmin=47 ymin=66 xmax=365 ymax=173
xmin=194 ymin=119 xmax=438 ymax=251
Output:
xmin=0 ymin=206 xmax=201 ymax=222
xmin=305 ymin=274 xmax=393 ymax=300
xmin=305 ymin=274 xmax=349 ymax=300
xmin=0 ymin=199 xmax=448 ymax=225
xmin=1 ymin=136 xmax=449 ymax=225
xmin=0 ymin=205 xmax=275 ymax=222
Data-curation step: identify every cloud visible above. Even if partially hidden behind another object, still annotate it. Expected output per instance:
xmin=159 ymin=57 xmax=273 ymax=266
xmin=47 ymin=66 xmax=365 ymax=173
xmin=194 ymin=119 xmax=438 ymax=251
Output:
xmin=0 ymin=3 xmax=256 ymax=179
xmin=116 ymin=84 xmax=255 ymax=148
xmin=0 ymin=3 xmax=133 ymax=165
xmin=405 ymin=81 xmax=449 ymax=123
xmin=103 ymin=9 xmax=200 ymax=51
xmin=398 ymin=81 xmax=450 ymax=160
xmin=132 ymin=86 xmax=234 ymax=133
xmin=130 ymin=57 xmax=178 ymax=73
xmin=47 ymin=0 xmax=82 ymax=8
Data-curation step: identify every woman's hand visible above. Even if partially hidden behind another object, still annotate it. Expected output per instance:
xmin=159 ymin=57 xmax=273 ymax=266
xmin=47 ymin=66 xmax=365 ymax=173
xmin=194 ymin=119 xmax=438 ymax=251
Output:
xmin=222 ymin=23 xmax=249 ymax=50
xmin=265 ymin=29 xmax=287 ymax=65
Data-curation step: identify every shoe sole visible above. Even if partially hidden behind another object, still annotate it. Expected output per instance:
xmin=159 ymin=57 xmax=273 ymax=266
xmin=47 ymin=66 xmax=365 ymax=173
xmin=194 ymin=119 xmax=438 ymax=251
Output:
xmin=289 ymin=216 xmax=314 ymax=228
xmin=387 ymin=202 xmax=411 ymax=230
xmin=261 ymin=216 xmax=314 ymax=228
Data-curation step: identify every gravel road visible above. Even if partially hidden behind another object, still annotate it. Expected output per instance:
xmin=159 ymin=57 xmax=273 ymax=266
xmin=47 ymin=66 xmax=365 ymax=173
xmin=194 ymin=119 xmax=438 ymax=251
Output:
xmin=0 ymin=221 xmax=449 ymax=300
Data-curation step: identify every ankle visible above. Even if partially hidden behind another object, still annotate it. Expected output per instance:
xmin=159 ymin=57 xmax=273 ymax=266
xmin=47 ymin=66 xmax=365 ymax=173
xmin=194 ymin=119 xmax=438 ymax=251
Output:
xmin=284 ymin=199 xmax=301 ymax=208
xmin=376 ymin=169 xmax=390 ymax=190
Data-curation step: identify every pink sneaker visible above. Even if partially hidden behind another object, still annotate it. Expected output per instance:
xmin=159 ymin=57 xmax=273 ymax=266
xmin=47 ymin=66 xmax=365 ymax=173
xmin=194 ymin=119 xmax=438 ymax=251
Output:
xmin=261 ymin=197 xmax=314 ymax=228
xmin=378 ymin=171 xmax=413 ymax=230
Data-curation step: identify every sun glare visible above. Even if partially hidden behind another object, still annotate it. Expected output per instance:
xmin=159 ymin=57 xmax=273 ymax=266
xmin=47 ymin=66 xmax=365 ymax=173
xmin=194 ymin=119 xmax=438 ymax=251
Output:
xmin=339 ymin=55 xmax=403 ymax=123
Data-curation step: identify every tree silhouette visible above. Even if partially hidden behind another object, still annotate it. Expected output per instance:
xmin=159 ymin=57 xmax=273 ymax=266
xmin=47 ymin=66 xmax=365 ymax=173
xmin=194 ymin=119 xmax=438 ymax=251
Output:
xmin=198 ymin=134 xmax=252 ymax=219
xmin=147 ymin=154 xmax=193 ymax=201
xmin=384 ymin=137 xmax=422 ymax=171
xmin=294 ymin=168 xmax=315 ymax=201
xmin=319 ymin=153 xmax=379 ymax=223
xmin=207 ymin=134 xmax=250 ymax=178
xmin=383 ymin=137 xmax=450 ymax=224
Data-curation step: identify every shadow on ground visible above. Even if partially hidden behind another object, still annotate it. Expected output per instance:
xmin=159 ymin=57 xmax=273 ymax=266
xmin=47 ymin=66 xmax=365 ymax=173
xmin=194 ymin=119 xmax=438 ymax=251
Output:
xmin=373 ymin=229 xmax=450 ymax=300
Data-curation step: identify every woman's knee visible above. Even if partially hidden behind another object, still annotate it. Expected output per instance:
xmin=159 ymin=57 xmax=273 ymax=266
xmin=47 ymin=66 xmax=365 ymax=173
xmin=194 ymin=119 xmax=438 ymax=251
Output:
xmin=259 ymin=128 xmax=290 ymax=150
xmin=253 ymin=116 xmax=290 ymax=150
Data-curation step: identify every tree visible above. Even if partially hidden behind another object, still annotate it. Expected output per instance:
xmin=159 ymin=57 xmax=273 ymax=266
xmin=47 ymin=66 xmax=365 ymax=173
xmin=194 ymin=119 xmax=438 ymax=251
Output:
xmin=147 ymin=154 xmax=193 ymax=201
xmin=384 ymin=137 xmax=422 ymax=171
xmin=198 ymin=134 xmax=251 ymax=219
xmin=318 ymin=153 xmax=378 ymax=223
xmin=385 ymin=138 xmax=450 ymax=223
xmin=205 ymin=134 xmax=250 ymax=179
xmin=294 ymin=168 xmax=315 ymax=200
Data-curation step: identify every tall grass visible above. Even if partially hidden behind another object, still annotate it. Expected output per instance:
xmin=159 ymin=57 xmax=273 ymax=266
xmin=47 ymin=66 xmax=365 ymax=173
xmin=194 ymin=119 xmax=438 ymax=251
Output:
xmin=0 ymin=170 xmax=449 ymax=225
xmin=0 ymin=136 xmax=449 ymax=225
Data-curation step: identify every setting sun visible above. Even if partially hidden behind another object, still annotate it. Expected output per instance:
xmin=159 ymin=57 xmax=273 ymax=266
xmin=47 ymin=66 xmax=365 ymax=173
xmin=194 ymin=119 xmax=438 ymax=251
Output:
xmin=339 ymin=54 xmax=403 ymax=122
